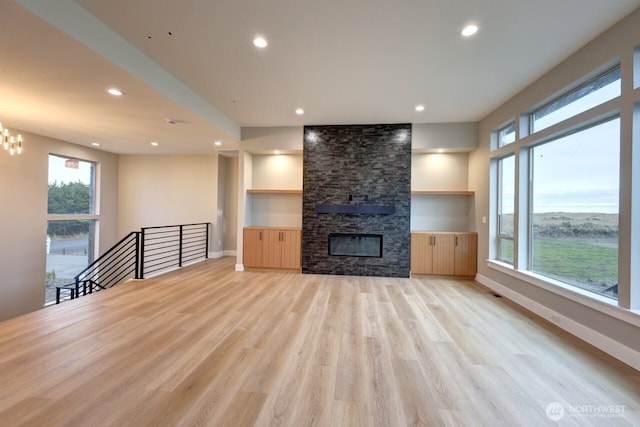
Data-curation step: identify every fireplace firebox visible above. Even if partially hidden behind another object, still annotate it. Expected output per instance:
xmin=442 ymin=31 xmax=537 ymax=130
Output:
xmin=328 ymin=233 xmax=382 ymax=258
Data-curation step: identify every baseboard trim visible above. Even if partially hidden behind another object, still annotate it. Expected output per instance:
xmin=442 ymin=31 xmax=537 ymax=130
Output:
xmin=476 ymin=274 xmax=640 ymax=372
xmin=209 ymin=250 xmax=237 ymax=259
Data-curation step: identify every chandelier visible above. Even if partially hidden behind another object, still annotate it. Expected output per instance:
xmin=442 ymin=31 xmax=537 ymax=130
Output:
xmin=0 ymin=122 xmax=23 ymax=156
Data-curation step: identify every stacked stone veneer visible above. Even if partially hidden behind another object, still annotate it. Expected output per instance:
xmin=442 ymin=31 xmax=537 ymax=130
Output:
xmin=302 ymin=124 xmax=411 ymax=277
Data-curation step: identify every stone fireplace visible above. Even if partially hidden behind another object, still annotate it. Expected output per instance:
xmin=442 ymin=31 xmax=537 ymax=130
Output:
xmin=302 ymin=124 xmax=411 ymax=278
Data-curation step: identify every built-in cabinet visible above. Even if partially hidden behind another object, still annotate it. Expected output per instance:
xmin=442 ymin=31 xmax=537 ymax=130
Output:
xmin=243 ymin=227 xmax=301 ymax=270
xmin=411 ymin=231 xmax=477 ymax=276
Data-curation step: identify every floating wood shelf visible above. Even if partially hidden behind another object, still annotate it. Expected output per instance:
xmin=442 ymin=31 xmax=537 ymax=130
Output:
xmin=411 ymin=190 xmax=475 ymax=196
xmin=247 ymin=189 xmax=302 ymax=194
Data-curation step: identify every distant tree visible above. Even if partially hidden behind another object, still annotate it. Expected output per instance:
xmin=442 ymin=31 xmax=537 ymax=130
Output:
xmin=48 ymin=181 xmax=91 ymax=214
xmin=48 ymin=181 xmax=91 ymax=237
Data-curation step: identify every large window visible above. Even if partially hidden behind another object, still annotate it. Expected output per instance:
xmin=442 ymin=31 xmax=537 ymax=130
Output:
xmin=46 ymin=155 xmax=97 ymax=304
xmin=531 ymin=67 xmax=621 ymax=133
xmin=530 ymin=118 xmax=620 ymax=299
xmin=497 ymin=155 xmax=515 ymax=263
xmin=490 ymin=61 xmax=628 ymax=303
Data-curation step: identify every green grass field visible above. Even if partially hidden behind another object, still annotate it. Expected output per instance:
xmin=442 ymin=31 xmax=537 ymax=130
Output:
xmin=498 ymin=212 xmax=618 ymax=297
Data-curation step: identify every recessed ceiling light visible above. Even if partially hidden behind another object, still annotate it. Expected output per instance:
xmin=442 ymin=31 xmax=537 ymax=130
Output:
xmin=91 ymin=142 xmax=100 ymax=147
xmin=461 ymin=24 xmax=478 ymax=37
xmin=253 ymin=36 xmax=268 ymax=48
xmin=214 ymin=141 xmax=222 ymax=146
xmin=150 ymin=141 xmax=159 ymax=147
xmin=107 ymin=88 xmax=124 ymax=96
xmin=274 ymin=150 xmax=280 ymax=155
xmin=295 ymin=108 xmax=304 ymax=115
xmin=415 ymin=105 xmax=425 ymax=112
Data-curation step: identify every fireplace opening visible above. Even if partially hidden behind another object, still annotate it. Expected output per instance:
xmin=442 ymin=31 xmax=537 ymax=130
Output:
xmin=328 ymin=233 xmax=382 ymax=258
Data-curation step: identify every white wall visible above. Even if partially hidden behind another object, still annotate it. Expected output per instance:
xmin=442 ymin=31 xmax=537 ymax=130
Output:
xmin=218 ymin=155 xmax=238 ymax=252
xmin=118 ymin=154 xmax=220 ymax=250
xmin=412 ymin=122 xmax=478 ymax=151
xmin=411 ymin=153 xmax=468 ymax=190
xmin=245 ymin=154 xmax=303 ymax=227
xmin=251 ymin=154 xmax=303 ymax=189
xmin=0 ymin=130 xmax=118 ymax=321
xmin=411 ymin=153 xmax=472 ymax=231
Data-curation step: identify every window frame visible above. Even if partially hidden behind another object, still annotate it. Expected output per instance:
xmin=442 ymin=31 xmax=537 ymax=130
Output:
xmin=46 ymin=154 xmax=100 ymax=305
xmin=525 ymin=116 xmax=621 ymax=299
xmin=529 ymin=66 xmax=621 ymax=134
xmin=497 ymin=154 xmax=515 ymax=264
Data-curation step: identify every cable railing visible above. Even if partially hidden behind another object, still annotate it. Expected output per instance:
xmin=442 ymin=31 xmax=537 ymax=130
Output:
xmin=56 ymin=223 xmax=210 ymax=304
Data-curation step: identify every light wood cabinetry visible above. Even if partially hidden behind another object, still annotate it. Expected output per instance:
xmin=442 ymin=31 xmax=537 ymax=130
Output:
xmin=243 ymin=227 xmax=301 ymax=270
xmin=411 ymin=231 xmax=477 ymax=276
xmin=454 ymin=232 xmax=477 ymax=276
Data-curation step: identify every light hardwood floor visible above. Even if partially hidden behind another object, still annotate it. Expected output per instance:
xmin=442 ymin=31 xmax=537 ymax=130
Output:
xmin=0 ymin=257 xmax=638 ymax=426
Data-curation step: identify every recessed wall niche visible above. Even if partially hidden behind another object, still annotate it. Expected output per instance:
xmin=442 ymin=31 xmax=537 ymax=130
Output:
xmin=302 ymin=124 xmax=411 ymax=277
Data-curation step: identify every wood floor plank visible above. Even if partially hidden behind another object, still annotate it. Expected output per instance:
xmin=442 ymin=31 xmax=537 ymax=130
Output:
xmin=0 ymin=256 xmax=638 ymax=426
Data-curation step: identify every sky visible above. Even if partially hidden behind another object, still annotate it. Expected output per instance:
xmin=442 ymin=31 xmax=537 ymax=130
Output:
xmin=48 ymin=154 xmax=93 ymax=185
xmin=500 ymin=78 xmax=621 ymax=214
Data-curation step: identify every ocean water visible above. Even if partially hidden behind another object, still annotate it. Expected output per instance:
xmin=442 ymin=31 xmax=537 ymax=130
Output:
xmin=503 ymin=189 xmax=619 ymax=214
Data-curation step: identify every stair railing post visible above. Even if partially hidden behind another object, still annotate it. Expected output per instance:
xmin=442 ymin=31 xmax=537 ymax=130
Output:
xmin=205 ymin=223 xmax=210 ymax=259
xmin=134 ymin=231 xmax=141 ymax=279
xmin=179 ymin=225 xmax=184 ymax=267
xmin=140 ymin=228 xmax=146 ymax=279
xmin=75 ymin=275 xmax=80 ymax=299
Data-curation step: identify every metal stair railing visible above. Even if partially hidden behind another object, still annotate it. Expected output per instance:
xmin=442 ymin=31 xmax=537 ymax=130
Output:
xmin=55 ymin=223 xmax=210 ymax=304
xmin=56 ymin=231 xmax=140 ymax=304
xmin=140 ymin=223 xmax=209 ymax=279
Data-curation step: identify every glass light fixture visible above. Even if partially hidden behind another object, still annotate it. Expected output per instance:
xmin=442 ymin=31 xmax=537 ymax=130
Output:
xmin=0 ymin=122 xmax=23 ymax=156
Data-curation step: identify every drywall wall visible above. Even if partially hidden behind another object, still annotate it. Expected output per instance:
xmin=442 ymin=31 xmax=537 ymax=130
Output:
xmin=251 ymin=154 xmax=303 ymax=189
xmin=411 ymin=153 xmax=469 ymax=190
xmin=0 ymin=130 xmax=118 ymax=321
xmin=412 ymin=122 xmax=478 ymax=151
xmin=117 ymin=154 xmax=220 ymax=251
xmin=241 ymin=126 xmax=303 ymax=152
xmin=218 ymin=155 xmax=238 ymax=252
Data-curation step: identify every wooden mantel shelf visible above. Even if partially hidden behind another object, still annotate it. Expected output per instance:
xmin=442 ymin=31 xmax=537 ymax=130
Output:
xmin=411 ymin=190 xmax=475 ymax=196
xmin=247 ymin=189 xmax=302 ymax=194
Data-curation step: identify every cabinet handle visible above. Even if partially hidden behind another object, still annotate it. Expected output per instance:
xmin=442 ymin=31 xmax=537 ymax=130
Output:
xmin=455 ymin=236 xmax=458 ymax=246
xmin=280 ymin=231 xmax=283 ymax=241
xmin=432 ymin=236 xmax=436 ymax=246
xmin=259 ymin=231 xmax=262 ymax=241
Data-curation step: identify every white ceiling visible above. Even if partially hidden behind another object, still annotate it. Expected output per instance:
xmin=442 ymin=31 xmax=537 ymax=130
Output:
xmin=2 ymin=0 xmax=639 ymax=154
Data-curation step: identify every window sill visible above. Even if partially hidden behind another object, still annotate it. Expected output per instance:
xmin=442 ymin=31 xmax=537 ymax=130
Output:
xmin=486 ymin=259 xmax=640 ymax=328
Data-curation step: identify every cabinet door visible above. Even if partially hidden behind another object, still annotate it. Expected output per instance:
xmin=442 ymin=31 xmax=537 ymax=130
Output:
xmin=432 ymin=234 xmax=455 ymax=275
xmin=454 ymin=233 xmax=477 ymax=276
xmin=280 ymin=230 xmax=301 ymax=269
xmin=262 ymin=229 xmax=282 ymax=268
xmin=243 ymin=229 xmax=265 ymax=268
xmin=411 ymin=233 xmax=432 ymax=274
